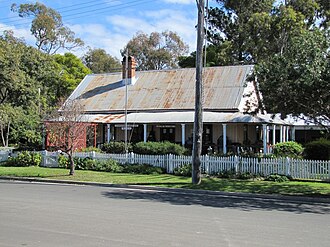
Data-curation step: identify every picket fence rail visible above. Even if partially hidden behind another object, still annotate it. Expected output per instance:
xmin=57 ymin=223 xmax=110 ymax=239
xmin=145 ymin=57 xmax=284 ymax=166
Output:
xmin=1 ymin=150 xmax=329 ymax=181
xmin=36 ymin=151 xmax=330 ymax=181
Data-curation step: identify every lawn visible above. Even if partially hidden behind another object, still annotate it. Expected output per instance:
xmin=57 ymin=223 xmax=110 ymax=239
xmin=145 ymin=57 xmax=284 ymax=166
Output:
xmin=0 ymin=166 xmax=330 ymax=197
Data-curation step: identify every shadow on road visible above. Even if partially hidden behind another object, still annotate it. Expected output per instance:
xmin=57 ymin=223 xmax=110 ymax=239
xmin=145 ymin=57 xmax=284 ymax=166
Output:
xmin=101 ymin=189 xmax=330 ymax=214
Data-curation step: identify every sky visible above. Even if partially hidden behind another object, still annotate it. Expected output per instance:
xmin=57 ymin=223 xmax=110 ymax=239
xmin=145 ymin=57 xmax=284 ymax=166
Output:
xmin=0 ymin=0 xmax=213 ymax=59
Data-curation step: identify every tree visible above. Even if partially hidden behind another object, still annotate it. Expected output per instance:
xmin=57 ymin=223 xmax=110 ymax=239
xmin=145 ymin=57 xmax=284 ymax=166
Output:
xmin=82 ymin=48 xmax=121 ymax=73
xmin=53 ymin=53 xmax=91 ymax=99
xmin=0 ymin=30 xmax=59 ymax=107
xmin=207 ymin=0 xmax=274 ymax=65
xmin=46 ymin=99 xmax=92 ymax=175
xmin=0 ymin=104 xmax=21 ymax=147
xmin=0 ymin=31 xmax=66 ymax=148
xmin=255 ymin=30 xmax=330 ymax=132
xmin=205 ymin=0 xmax=329 ymax=66
xmin=11 ymin=2 xmax=84 ymax=54
xmin=179 ymin=43 xmax=233 ymax=68
xmin=122 ymin=31 xmax=189 ymax=70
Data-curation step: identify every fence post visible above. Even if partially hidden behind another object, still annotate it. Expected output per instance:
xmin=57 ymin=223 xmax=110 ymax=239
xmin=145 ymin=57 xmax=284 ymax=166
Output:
xmin=286 ymin=157 xmax=291 ymax=176
xmin=205 ymin=154 xmax=209 ymax=174
xmin=168 ymin=154 xmax=173 ymax=173
xmin=41 ymin=150 xmax=47 ymax=167
xmin=91 ymin=151 xmax=96 ymax=160
xmin=234 ymin=156 xmax=239 ymax=174
xmin=130 ymin=152 xmax=134 ymax=164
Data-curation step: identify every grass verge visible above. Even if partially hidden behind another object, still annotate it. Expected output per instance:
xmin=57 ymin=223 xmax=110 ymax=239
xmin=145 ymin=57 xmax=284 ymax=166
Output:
xmin=0 ymin=166 xmax=329 ymax=197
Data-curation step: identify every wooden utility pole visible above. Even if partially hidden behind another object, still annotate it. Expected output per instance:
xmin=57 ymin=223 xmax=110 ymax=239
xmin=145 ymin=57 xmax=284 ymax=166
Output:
xmin=124 ymin=49 xmax=128 ymax=155
xmin=192 ymin=0 xmax=205 ymax=185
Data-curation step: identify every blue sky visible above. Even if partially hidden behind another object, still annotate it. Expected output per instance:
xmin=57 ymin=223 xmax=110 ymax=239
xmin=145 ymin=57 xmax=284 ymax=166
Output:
xmin=0 ymin=0 xmax=213 ymax=59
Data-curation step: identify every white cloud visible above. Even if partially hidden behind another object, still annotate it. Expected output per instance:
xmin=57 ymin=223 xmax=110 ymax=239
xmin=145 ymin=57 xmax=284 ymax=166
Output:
xmin=60 ymin=5 xmax=197 ymax=59
xmin=69 ymin=23 xmax=130 ymax=59
xmin=106 ymin=15 xmax=154 ymax=34
xmin=0 ymin=23 xmax=35 ymax=44
xmin=103 ymin=0 xmax=122 ymax=5
xmin=102 ymin=8 xmax=197 ymax=57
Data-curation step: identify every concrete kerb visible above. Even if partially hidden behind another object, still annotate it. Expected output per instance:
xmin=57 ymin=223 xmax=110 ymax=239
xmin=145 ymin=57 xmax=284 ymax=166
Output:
xmin=1 ymin=176 xmax=330 ymax=204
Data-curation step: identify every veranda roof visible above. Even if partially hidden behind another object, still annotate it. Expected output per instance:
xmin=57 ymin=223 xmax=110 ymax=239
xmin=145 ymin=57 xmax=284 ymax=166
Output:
xmin=81 ymin=112 xmax=289 ymax=125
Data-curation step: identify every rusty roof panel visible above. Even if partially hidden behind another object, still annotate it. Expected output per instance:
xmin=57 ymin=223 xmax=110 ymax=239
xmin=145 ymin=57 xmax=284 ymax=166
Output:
xmin=68 ymin=65 xmax=253 ymax=113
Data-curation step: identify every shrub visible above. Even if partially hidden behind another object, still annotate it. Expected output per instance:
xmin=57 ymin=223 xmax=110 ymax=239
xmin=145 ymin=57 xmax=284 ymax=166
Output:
xmin=73 ymin=157 xmax=123 ymax=172
xmin=216 ymin=168 xmax=236 ymax=178
xmin=122 ymin=163 xmax=165 ymax=175
xmin=265 ymin=174 xmax=291 ymax=182
xmin=58 ymin=156 xmax=164 ymax=174
xmin=173 ymin=164 xmax=192 ymax=177
xmin=96 ymin=159 xmax=124 ymax=173
xmin=273 ymin=141 xmax=303 ymax=158
xmin=3 ymin=151 xmax=41 ymax=167
xmin=304 ymin=138 xmax=330 ymax=160
xmin=133 ymin=141 xmax=187 ymax=155
xmin=58 ymin=155 xmax=69 ymax=168
xmin=77 ymin=146 xmax=102 ymax=153
xmin=102 ymin=142 xmax=133 ymax=154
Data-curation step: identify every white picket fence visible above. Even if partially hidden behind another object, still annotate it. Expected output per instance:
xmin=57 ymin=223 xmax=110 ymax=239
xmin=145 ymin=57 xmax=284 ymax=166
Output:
xmin=37 ymin=151 xmax=330 ymax=181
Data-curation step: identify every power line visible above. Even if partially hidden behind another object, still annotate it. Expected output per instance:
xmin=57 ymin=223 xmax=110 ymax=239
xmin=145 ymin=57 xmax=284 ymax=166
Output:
xmin=0 ymin=0 xmax=153 ymax=31
xmin=0 ymin=0 xmax=107 ymax=21
xmin=62 ymin=0 xmax=154 ymax=21
xmin=0 ymin=0 xmax=116 ymax=22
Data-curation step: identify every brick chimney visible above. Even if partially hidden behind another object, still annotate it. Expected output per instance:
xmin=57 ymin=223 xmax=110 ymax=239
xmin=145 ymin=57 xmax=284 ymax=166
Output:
xmin=122 ymin=56 xmax=137 ymax=85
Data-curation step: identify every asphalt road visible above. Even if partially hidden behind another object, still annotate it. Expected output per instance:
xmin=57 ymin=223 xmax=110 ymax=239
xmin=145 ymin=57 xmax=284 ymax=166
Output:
xmin=0 ymin=180 xmax=329 ymax=247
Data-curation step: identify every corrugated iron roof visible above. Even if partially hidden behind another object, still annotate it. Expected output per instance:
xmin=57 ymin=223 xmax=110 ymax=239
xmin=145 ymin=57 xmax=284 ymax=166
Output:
xmin=68 ymin=65 xmax=253 ymax=113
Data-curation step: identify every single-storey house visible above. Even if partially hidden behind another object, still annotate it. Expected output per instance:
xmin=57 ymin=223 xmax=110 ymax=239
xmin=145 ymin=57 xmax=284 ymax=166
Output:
xmin=46 ymin=56 xmax=299 ymax=154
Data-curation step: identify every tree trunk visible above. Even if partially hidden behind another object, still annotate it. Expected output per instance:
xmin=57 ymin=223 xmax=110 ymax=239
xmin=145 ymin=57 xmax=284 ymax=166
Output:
xmin=69 ymin=152 xmax=75 ymax=175
xmin=0 ymin=124 xmax=5 ymax=147
xmin=192 ymin=0 xmax=205 ymax=185
xmin=5 ymin=121 xmax=10 ymax=147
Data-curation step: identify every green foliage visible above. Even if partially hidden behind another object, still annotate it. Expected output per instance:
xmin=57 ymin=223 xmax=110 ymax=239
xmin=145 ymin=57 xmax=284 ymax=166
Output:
xmin=77 ymin=146 xmax=102 ymax=153
xmin=256 ymin=30 xmax=330 ymax=127
xmin=265 ymin=174 xmax=291 ymax=182
xmin=60 ymin=156 xmax=164 ymax=174
xmin=207 ymin=0 xmax=274 ymax=65
xmin=3 ymin=151 xmax=41 ymax=167
xmin=58 ymin=155 xmax=69 ymax=168
xmin=122 ymin=31 xmax=188 ymax=70
xmin=101 ymin=142 xmax=133 ymax=154
xmin=82 ymin=48 xmax=121 ymax=73
xmin=122 ymin=163 xmax=165 ymax=175
xmin=216 ymin=168 xmax=236 ymax=178
xmin=179 ymin=44 xmax=234 ymax=68
xmin=11 ymin=2 xmax=84 ymax=54
xmin=0 ymin=104 xmax=21 ymax=147
xmin=53 ymin=53 xmax=91 ymax=98
xmin=236 ymin=172 xmax=259 ymax=180
xmin=304 ymin=138 xmax=330 ymax=160
xmin=216 ymin=169 xmax=261 ymax=180
xmin=0 ymin=32 xmax=65 ymax=148
xmin=133 ymin=141 xmax=188 ymax=155
xmin=207 ymin=0 xmax=329 ymax=66
xmin=273 ymin=141 xmax=304 ymax=158
xmin=173 ymin=164 xmax=192 ymax=177
xmin=73 ymin=157 xmax=123 ymax=172
xmin=12 ymin=109 xmax=43 ymax=150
